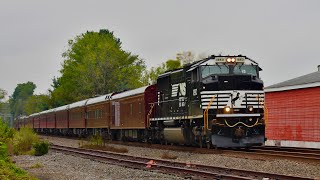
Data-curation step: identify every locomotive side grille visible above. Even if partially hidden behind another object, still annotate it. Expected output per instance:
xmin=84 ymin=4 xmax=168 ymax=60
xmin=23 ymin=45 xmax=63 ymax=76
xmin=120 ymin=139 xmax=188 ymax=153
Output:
xmin=201 ymin=90 xmax=264 ymax=109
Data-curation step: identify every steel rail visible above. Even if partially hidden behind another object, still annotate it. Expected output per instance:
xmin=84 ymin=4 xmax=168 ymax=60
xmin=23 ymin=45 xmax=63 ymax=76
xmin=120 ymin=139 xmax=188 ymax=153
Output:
xmin=51 ymin=144 xmax=313 ymax=180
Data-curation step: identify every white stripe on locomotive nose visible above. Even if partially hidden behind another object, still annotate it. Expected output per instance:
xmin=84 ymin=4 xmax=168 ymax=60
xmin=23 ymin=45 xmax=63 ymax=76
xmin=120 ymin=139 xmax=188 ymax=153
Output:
xmin=200 ymin=90 xmax=264 ymax=109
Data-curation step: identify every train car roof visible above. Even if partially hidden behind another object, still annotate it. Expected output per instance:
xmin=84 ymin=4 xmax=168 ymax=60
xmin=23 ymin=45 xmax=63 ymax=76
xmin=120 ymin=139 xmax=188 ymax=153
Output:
xmin=29 ymin=112 xmax=40 ymax=117
xmin=55 ymin=104 xmax=69 ymax=112
xmin=39 ymin=108 xmax=56 ymax=115
xmin=112 ymin=86 xmax=148 ymax=100
xmin=86 ymin=93 xmax=113 ymax=106
xmin=69 ymin=99 xmax=90 ymax=109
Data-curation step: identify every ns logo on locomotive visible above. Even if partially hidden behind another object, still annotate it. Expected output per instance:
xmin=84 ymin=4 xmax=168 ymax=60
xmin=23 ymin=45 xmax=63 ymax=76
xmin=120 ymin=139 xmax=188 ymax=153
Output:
xmin=149 ymin=55 xmax=265 ymax=148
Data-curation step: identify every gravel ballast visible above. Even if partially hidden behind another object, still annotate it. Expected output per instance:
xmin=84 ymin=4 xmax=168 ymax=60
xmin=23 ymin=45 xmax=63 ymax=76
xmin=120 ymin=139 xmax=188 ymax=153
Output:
xmin=13 ymin=151 xmax=182 ymax=180
xmin=14 ymin=135 xmax=320 ymax=179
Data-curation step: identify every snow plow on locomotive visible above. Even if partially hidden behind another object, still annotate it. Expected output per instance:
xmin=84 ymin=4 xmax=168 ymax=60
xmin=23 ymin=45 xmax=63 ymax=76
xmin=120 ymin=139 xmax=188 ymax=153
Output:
xmin=148 ymin=55 xmax=265 ymax=148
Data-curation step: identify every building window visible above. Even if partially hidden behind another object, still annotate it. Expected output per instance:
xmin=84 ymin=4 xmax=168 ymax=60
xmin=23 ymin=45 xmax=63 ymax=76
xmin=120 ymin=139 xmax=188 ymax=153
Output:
xmin=130 ymin=104 xmax=133 ymax=115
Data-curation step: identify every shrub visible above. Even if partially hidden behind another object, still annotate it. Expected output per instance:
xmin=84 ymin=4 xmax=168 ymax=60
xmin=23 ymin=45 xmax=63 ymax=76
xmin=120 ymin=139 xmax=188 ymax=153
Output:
xmin=33 ymin=141 xmax=49 ymax=156
xmin=0 ymin=142 xmax=8 ymax=161
xmin=0 ymin=142 xmax=36 ymax=179
xmin=0 ymin=118 xmax=15 ymax=143
xmin=13 ymin=127 xmax=39 ymax=155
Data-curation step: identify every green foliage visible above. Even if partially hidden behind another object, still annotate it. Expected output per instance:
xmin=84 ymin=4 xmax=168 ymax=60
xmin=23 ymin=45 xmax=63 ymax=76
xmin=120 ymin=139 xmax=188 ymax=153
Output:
xmin=89 ymin=134 xmax=104 ymax=146
xmin=166 ymin=59 xmax=181 ymax=71
xmin=0 ymin=142 xmax=8 ymax=160
xmin=24 ymin=94 xmax=50 ymax=115
xmin=0 ymin=141 xmax=36 ymax=179
xmin=9 ymin=82 xmax=36 ymax=118
xmin=0 ymin=88 xmax=7 ymax=109
xmin=51 ymin=29 xmax=146 ymax=106
xmin=0 ymin=88 xmax=6 ymax=100
xmin=143 ymin=59 xmax=182 ymax=84
xmin=33 ymin=141 xmax=49 ymax=156
xmin=13 ymin=127 xmax=39 ymax=155
xmin=0 ymin=118 xmax=15 ymax=143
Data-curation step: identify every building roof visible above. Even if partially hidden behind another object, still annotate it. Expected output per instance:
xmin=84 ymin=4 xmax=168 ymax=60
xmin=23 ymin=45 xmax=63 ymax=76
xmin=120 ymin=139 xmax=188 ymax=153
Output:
xmin=265 ymin=69 xmax=320 ymax=92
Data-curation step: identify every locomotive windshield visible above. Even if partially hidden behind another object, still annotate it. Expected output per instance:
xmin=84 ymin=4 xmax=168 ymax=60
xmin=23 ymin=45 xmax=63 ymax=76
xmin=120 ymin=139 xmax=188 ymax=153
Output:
xmin=201 ymin=64 xmax=259 ymax=78
xmin=233 ymin=64 xmax=258 ymax=76
xmin=201 ymin=65 xmax=229 ymax=78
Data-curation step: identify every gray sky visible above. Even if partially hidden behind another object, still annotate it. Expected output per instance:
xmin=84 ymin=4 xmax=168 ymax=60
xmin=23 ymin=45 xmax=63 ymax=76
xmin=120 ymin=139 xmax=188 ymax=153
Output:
xmin=1 ymin=0 xmax=319 ymax=97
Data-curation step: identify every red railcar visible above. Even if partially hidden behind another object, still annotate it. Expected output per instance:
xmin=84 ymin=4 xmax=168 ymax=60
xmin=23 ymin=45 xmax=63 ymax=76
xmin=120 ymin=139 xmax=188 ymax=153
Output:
xmin=18 ymin=85 xmax=157 ymax=141
xmin=33 ymin=113 xmax=40 ymax=129
xmin=109 ymin=86 xmax=157 ymax=140
xmin=39 ymin=110 xmax=48 ymax=129
xmin=46 ymin=109 xmax=56 ymax=129
xmin=86 ymin=94 xmax=112 ymax=129
xmin=68 ymin=100 xmax=88 ymax=129
xmin=55 ymin=105 xmax=69 ymax=129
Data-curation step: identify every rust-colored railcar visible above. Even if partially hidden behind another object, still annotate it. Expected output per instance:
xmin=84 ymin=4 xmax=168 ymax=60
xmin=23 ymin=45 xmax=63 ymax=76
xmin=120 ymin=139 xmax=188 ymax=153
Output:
xmin=39 ymin=111 xmax=48 ymax=129
xmin=86 ymin=94 xmax=112 ymax=128
xmin=68 ymin=100 xmax=88 ymax=128
xmin=46 ymin=109 xmax=56 ymax=128
xmin=33 ymin=113 xmax=40 ymax=129
xmin=110 ymin=85 xmax=157 ymax=130
xmin=55 ymin=105 xmax=69 ymax=129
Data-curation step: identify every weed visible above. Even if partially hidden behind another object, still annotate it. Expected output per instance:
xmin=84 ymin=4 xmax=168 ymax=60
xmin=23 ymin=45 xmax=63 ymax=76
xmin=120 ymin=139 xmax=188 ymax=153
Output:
xmin=81 ymin=144 xmax=128 ymax=153
xmin=161 ymin=151 xmax=178 ymax=160
xmin=30 ymin=163 xmax=43 ymax=169
xmin=89 ymin=135 xmax=104 ymax=146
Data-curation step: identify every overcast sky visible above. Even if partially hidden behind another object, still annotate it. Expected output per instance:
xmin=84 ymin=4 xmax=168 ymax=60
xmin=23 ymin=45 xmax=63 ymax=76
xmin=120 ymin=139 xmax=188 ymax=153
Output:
xmin=1 ymin=0 xmax=319 ymax=97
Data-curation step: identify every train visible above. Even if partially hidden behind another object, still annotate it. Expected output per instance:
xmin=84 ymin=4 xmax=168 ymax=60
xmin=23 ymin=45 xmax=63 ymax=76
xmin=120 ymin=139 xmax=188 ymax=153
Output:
xmin=14 ymin=55 xmax=265 ymax=148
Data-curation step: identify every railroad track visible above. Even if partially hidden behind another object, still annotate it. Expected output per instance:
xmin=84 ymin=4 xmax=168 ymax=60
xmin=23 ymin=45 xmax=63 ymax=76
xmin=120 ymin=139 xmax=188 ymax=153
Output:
xmin=50 ymin=144 xmax=312 ymax=180
xmin=41 ymin=135 xmax=320 ymax=163
xmin=225 ymin=146 xmax=320 ymax=162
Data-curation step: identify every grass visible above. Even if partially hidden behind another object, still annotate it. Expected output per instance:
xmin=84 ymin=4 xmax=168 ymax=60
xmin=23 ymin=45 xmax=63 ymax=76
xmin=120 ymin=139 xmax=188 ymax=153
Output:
xmin=0 ymin=142 xmax=37 ymax=180
xmin=79 ymin=134 xmax=128 ymax=153
xmin=161 ymin=151 xmax=178 ymax=160
xmin=30 ymin=163 xmax=43 ymax=169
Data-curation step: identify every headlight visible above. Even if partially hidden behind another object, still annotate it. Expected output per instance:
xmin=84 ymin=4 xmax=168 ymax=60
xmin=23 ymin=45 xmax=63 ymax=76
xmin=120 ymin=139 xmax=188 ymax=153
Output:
xmin=224 ymin=106 xmax=231 ymax=113
xmin=248 ymin=106 xmax=253 ymax=112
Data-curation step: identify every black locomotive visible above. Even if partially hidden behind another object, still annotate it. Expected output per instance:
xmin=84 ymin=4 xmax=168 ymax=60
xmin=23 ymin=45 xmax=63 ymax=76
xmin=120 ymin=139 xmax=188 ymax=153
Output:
xmin=149 ymin=55 xmax=265 ymax=148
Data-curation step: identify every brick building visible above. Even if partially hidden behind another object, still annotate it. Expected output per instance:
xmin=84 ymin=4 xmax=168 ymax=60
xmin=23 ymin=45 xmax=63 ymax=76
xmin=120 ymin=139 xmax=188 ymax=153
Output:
xmin=264 ymin=66 xmax=320 ymax=148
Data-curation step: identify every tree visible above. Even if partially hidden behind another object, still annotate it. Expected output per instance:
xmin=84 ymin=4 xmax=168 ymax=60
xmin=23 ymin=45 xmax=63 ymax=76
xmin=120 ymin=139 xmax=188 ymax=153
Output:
xmin=0 ymin=89 xmax=6 ymax=100
xmin=24 ymin=94 xmax=50 ymax=115
xmin=176 ymin=51 xmax=195 ymax=65
xmin=0 ymin=89 xmax=6 ymax=108
xmin=9 ymin=82 xmax=36 ymax=118
xmin=50 ymin=29 xmax=146 ymax=106
xmin=143 ymin=59 xmax=182 ymax=84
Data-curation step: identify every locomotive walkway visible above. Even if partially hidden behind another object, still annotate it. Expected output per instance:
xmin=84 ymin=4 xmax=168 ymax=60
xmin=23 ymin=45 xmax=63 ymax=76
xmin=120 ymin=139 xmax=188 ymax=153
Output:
xmin=51 ymin=144 xmax=312 ymax=180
